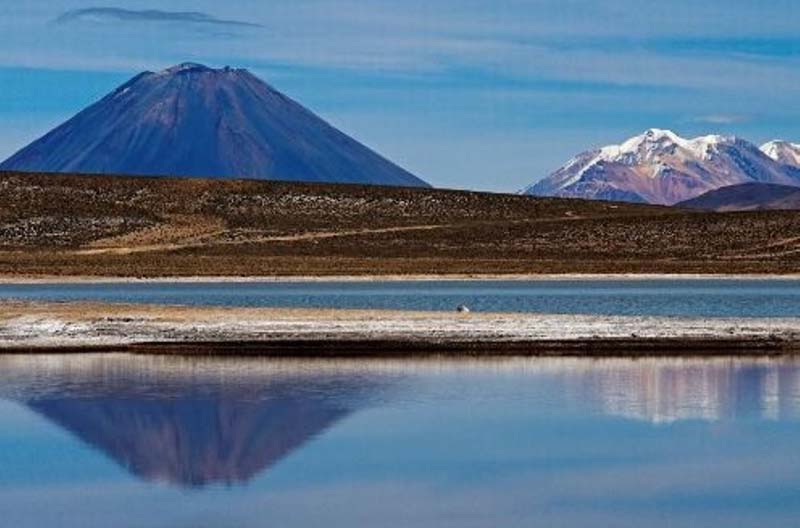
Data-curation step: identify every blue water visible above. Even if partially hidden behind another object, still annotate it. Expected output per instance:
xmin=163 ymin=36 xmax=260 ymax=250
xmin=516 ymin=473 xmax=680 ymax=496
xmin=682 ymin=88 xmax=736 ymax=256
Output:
xmin=0 ymin=355 xmax=798 ymax=528
xmin=1 ymin=279 xmax=799 ymax=317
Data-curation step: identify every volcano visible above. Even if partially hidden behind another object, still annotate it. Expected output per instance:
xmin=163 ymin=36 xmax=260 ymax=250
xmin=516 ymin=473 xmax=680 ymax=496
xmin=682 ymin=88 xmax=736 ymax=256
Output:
xmin=0 ymin=63 xmax=429 ymax=187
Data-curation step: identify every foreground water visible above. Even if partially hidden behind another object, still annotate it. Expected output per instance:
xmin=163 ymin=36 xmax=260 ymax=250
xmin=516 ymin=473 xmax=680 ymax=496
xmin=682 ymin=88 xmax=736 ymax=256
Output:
xmin=0 ymin=355 xmax=798 ymax=527
xmin=2 ymin=278 xmax=800 ymax=317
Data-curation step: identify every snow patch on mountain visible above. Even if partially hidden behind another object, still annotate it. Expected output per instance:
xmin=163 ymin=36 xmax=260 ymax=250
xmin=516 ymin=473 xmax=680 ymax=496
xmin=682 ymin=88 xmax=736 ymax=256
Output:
xmin=761 ymin=140 xmax=800 ymax=168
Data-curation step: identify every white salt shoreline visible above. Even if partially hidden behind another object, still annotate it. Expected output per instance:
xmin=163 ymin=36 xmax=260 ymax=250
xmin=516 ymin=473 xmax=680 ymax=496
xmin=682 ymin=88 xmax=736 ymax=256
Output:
xmin=0 ymin=302 xmax=799 ymax=353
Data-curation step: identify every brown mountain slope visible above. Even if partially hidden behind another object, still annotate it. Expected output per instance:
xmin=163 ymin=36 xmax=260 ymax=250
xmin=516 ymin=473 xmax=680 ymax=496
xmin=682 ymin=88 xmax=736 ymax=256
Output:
xmin=678 ymin=183 xmax=800 ymax=212
xmin=2 ymin=170 xmax=800 ymax=275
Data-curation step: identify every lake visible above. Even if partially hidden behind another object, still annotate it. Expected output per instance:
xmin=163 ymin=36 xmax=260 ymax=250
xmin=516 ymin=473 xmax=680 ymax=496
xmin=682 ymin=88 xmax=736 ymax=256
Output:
xmin=0 ymin=355 xmax=798 ymax=527
xmin=2 ymin=278 xmax=800 ymax=317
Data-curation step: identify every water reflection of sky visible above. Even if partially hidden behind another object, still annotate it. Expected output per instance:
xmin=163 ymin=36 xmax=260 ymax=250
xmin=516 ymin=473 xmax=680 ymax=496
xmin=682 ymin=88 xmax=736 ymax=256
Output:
xmin=1 ymin=356 xmax=799 ymax=527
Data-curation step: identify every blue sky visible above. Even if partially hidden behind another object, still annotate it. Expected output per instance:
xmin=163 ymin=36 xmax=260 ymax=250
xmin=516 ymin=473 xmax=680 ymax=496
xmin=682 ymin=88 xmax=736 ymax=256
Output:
xmin=1 ymin=1 xmax=799 ymax=191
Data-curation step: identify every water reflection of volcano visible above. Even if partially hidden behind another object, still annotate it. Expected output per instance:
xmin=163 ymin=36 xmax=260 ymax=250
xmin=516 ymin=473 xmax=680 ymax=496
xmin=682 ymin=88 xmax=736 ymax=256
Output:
xmin=0 ymin=355 xmax=386 ymax=488
xmin=27 ymin=394 xmax=351 ymax=487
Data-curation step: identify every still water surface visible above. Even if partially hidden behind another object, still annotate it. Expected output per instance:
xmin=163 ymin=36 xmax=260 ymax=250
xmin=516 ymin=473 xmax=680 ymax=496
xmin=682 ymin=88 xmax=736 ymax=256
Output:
xmin=0 ymin=355 xmax=798 ymax=527
xmin=2 ymin=278 xmax=800 ymax=317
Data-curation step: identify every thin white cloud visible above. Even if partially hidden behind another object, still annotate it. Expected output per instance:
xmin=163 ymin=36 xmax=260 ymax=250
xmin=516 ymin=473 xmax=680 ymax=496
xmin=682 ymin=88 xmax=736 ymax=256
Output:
xmin=54 ymin=7 xmax=262 ymax=28
xmin=691 ymin=114 xmax=749 ymax=125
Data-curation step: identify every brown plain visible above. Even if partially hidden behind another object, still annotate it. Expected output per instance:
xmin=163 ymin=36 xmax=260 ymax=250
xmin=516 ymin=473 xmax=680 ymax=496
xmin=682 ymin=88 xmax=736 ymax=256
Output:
xmin=1 ymin=170 xmax=800 ymax=277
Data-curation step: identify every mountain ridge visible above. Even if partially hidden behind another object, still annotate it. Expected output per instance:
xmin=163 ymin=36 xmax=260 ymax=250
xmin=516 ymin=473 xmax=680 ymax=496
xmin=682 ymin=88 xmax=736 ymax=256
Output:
xmin=677 ymin=182 xmax=800 ymax=211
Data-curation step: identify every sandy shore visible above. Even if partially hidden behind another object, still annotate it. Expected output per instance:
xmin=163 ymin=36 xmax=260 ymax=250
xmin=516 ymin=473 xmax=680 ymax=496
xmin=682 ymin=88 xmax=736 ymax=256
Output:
xmin=1 ymin=273 xmax=800 ymax=284
xmin=1 ymin=301 xmax=799 ymax=356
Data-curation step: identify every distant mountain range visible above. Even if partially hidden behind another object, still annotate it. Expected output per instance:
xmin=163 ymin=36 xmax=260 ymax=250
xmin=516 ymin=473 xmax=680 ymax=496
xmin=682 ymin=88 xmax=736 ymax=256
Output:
xmin=678 ymin=182 xmax=800 ymax=211
xmin=524 ymin=129 xmax=800 ymax=205
xmin=0 ymin=63 xmax=429 ymax=188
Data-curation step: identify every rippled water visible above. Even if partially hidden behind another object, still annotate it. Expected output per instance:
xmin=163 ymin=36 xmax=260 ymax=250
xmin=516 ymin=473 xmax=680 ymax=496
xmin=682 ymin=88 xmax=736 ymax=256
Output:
xmin=0 ymin=355 xmax=799 ymax=527
xmin=2 ymin=278 xmax=800 ymax=317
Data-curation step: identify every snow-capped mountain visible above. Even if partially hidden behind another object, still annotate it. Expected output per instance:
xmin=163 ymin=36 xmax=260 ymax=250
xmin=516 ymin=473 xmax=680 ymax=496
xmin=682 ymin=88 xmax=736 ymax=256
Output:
xmin=0 ymin=63 xmax=429 ymax=188
xmin=761 ymin=140 xmax=800 ymax=168
xmin=524 ymin=129 xmax=800 ymax=204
